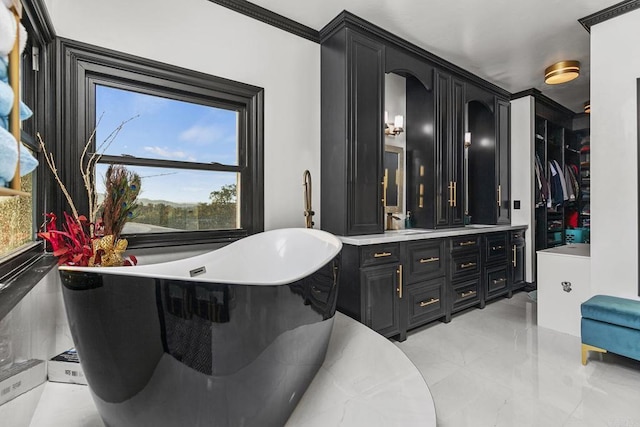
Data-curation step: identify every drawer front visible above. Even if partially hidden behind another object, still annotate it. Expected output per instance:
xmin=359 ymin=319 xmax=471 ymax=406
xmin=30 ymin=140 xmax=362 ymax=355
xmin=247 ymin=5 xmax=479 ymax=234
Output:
xmin=450 ymin=235 xmax=481 ymax=252
xmin=360 ymin=243 xmax=401 ymax=267
xmin=511 ymin=229 xmax=525 ymax=242
xmin=451 ymin=277 xmax=481 ymax=312
xmin=485 ymin=265 xmax=509 ymax=299
xmin=406 ymin=239 xmax=446 ymax=283
xmin=450 ymin=251 xmax=481 ymax=278
xmin=406 ymin=278 xmax=446 ymax=328
xmin=485 ymin=233 xmax=508 ymax=265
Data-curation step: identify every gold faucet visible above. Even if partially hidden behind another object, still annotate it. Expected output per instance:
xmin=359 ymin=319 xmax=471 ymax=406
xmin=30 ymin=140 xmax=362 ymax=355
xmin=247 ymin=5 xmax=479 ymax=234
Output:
xmin=386 ymin=212 xmax=401 ymax=231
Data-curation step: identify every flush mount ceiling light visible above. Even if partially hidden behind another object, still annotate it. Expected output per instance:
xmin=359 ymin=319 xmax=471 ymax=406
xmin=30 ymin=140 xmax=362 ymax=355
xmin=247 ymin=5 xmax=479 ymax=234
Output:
xmin=584 ymin=100 xmax=591 ymax=114
xmin=544 ymin=60 xmax=580 ymax=85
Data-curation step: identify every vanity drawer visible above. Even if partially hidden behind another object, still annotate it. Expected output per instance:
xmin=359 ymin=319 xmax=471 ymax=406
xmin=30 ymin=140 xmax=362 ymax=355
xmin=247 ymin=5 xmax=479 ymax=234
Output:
xmin=485 ymin=233 xmax=508 ymax=265
xmin=450 ymin=251 xmax=481 ymax=278
xmin=406 ymin=239 xmax=445 ymax=283
xmin=485 ymin=265 xmax=509 ymax=299
xmin=406 ymin=278 xmax=446 ymax=328
xmin=451 ymin=277 xmax=481 ymax=312
xmin=450 ymin=235 xmax=481 ymax=252
xmin=360 ymin=243 xmax=401 ymax=267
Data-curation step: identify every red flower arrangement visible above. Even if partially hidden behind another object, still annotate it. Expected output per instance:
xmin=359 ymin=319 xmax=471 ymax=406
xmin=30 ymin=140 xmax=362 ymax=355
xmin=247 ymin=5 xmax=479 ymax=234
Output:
xmin=37 ymin=117 xmax=141 ymax=267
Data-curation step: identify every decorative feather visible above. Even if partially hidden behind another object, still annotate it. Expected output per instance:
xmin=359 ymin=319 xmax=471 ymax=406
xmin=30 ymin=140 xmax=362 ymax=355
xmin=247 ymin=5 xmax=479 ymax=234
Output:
xmin=100 ymin=165 xmax=141 ymax=238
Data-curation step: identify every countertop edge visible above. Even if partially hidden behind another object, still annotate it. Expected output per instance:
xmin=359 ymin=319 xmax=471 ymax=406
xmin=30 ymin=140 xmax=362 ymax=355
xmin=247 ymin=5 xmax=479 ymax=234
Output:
xmin=338 ymin=224 xmax=528 ymax=246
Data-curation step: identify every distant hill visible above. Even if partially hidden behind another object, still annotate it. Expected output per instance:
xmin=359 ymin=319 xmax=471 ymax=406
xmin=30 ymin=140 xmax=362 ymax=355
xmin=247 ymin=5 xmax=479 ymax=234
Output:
xmin=96 ymin=194 xmax=197 ymax=208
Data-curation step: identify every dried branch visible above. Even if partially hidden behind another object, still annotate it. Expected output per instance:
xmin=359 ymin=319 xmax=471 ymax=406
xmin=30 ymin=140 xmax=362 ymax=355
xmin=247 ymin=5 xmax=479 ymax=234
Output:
xmin=37 ymin=133 xmax=80 ymax=222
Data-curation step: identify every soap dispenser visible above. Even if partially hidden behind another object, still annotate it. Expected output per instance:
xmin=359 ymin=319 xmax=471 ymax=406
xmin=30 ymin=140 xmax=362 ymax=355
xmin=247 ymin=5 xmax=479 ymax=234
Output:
xmin=405 ymin=211 xmax=413 ymax=229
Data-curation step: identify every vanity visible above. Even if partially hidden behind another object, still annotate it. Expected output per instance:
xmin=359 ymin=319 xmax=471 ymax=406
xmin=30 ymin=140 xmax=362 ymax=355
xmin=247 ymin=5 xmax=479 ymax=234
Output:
xmin=318 ymin=13 xmax=525 ymax=341
xmin=337 ymin=226 xmax=526 ymax=341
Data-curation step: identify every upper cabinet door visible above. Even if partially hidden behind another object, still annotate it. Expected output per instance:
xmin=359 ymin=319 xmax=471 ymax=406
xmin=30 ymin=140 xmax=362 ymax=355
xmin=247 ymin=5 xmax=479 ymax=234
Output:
xmin=434 ymin=70 xmax=451 ymax=227
xmin=450 ymin=78 xmax=465 ymax=227
xmin=496 ymin=98 xmax=510 ymax=224
xmin=347 ymin=31 xmax=385 ymax=235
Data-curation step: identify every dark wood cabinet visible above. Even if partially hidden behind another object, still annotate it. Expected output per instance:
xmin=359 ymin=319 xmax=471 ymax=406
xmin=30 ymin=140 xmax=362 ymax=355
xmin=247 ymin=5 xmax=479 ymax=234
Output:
xmin=510 ymin=230 xmax=526 ymax=292
xmin=482 ymin=232 xmax=511 ymax=302
xmin=435 ymin=71 xmax=465 ymax=228
xmin=321 ymin=28 xmax=385 ymax=236
xmin=449 ymin=233 xmax=483 ymax=313
xmin=361 ymin=263 xmax=402 ymax=338
xmin=496 ymin=98 xmax=511 ymax=224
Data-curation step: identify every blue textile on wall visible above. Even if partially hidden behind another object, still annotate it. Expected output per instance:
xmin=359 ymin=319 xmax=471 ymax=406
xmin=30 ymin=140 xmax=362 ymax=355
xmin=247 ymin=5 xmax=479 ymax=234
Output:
xmin=0 ymin=80 xmax=14 ymax=116
xmin=0 ymin=125 xmax=18 ymax=184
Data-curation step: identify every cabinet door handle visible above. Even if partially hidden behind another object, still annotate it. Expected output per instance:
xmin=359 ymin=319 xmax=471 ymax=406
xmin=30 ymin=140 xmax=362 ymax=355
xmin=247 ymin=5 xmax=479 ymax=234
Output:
xmin=419 ymin=298 xmax=440 ymax=307
xmin=419 ymin=184 xmax=424 ymax=208
xmin=396 ymin=265 xmax=403 ymax=299
xmin=492 ymin=278 xmax=507 ymax=285
xmin=491 ymin=245 xmax=504 ymax=251
xmin=374 ymin=252 xmax=392 ymax=258
xmin=497 ymin=185 xmax=502 ymax=207
xmin=419 ymin=257 xmax=440 ymax=264
xmin=381 ymin=179 xmax=387 ymax=207
xmin=460 ymin=290 xmax=476 ymax=298
xmin=460 ymin=262 xmax=477 ymax=269
xmin=512 ymin=245 xmax=517 ymax=267
xmin=453 ymin=181 xmax=457 ymax=207
xmin=448 ymin=181 xmax=454 ymax=207
xmin=459 ymin=240 xmax=476 ymax=246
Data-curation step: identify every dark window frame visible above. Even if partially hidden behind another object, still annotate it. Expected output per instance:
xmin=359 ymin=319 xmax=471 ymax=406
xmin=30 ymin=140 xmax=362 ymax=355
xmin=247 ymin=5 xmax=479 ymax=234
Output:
xmin=56 ymin=38 xmax=264 ymax=248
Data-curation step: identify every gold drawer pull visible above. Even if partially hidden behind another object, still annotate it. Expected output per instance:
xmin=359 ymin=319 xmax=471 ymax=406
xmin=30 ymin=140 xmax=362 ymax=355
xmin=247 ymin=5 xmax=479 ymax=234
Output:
xmin=493 ymin=278 xmax=507 ymax=285
xmin=419 ymin=298 xmax=440 ymax=307
xmin=491 ymin=245 xmax=504 ymax=250
xmin=512 ymin=245 xmax=517 ymax=267
xmin=419 ymin=257 xmax=440 ymax=264
xmin=459 ymin=240 xmax=476 ymax=246
xmin=460 ymin=262 xmax=477 ymax=269
xmin=460 ymin=290 xmax=476 ymax=298
xmin=374 ymin=252 xmax=392 ymax=258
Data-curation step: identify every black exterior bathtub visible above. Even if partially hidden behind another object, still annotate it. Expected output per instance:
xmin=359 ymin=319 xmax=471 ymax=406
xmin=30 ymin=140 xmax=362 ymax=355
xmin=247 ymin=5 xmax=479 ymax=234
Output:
xmin=59 ymin=228 xmax=342 ymax=427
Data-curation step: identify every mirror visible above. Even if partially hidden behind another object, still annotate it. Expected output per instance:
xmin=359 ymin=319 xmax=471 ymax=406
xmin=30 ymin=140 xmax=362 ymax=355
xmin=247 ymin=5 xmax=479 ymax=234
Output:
xmin=384 ymin=145 xmax=404 ymax=213
xmin=384 ymin=72 xmax=407 ymax=216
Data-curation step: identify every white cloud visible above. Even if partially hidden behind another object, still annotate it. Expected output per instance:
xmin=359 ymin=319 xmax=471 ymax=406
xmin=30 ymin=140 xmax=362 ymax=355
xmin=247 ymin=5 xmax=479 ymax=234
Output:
xmin=143 ymin=146 xmax=196 ymax=162
xmin=179 ymin=125 xmax=227 ymax=144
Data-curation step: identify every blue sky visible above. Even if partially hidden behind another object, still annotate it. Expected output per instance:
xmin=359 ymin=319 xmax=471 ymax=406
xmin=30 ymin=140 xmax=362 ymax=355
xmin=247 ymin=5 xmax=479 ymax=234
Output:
xmin=94 ymin=85 xmax=238 ymax=204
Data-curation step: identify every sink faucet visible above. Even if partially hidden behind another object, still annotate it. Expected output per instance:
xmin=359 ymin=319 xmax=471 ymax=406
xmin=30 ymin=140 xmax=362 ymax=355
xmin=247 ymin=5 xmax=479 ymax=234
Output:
xmin=386 ymin=213 xmax=401 ymax=230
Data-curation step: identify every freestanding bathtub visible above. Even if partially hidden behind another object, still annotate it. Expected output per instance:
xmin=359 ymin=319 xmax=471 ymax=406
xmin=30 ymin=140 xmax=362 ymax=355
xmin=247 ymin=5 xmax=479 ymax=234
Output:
xmin=58 ymin=228 xmax=342 ymax=427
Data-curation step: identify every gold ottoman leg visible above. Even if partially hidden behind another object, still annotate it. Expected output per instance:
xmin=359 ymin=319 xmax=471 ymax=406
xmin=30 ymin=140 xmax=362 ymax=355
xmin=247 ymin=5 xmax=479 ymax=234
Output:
xmin=582 ymin=343 xmax=607 ymax=365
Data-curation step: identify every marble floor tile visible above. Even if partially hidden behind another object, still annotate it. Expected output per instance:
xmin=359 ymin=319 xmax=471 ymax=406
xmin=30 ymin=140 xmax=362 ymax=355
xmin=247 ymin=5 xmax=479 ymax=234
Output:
xmin=398 ymin=292 xmax=640 ymax=427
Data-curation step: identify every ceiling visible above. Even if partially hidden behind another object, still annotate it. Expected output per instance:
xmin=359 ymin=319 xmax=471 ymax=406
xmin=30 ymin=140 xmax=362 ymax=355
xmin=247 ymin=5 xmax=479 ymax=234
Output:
xmin=248 ymin=0 xmax=616 ymax=113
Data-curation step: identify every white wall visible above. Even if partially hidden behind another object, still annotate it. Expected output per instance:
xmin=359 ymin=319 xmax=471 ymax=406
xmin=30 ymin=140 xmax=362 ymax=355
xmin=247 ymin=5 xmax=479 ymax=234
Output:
xmin=590 ymin=9 xmax=640 ymax=299
xmin=44 ymin=0 xmax=321 ymax=231
xmin=510 ymin=96 xmax=535 ymax=282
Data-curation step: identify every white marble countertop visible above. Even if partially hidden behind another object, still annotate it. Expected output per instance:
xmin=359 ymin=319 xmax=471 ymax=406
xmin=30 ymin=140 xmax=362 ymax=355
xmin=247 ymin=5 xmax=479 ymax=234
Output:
xmin=26 ymin=313 xmax=436 ymax=427
xmin=339 ymin=224 xmax=527 ymax=246
xmin=537 ymin=243 xmax=590 ymax=258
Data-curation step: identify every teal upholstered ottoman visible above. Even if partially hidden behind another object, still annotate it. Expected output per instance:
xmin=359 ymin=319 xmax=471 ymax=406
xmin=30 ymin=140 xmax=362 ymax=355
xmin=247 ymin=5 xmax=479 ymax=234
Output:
xmin=581 ymin=295 xmax=640 ymax=365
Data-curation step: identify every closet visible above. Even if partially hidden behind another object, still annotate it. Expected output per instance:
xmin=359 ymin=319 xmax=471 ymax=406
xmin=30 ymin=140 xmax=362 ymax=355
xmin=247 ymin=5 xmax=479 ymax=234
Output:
xmin=534 ymin=107 xmax=586 ymax=252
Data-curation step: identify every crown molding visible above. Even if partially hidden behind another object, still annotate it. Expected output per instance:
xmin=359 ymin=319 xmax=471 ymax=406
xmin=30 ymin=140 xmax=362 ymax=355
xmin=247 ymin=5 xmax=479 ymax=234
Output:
xmin=321 ymin=11 xmax=511 ymax=99
xmin=22 ymin=0 xmax=56 ymax=44
xmin=511 ymin=88 xmax=575 ymax=117
xmin=207 ymin=0 xmax=320 ymax=43
xmin=578 ymin=0 xmax=640 ymax=32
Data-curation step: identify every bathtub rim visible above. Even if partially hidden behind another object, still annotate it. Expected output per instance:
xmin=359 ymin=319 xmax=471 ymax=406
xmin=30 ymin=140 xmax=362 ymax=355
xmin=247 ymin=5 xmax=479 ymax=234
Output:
xmin=58 ymin=227 xmax=342 ymax=286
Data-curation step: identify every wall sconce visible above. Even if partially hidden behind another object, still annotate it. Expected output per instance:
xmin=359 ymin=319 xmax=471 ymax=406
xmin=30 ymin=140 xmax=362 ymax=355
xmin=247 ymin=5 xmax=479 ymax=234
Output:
xmin=544 ymin=60 xmax=580 ymax=85
xmin=584 ymin=100 xmax=591 ymax=114
xmin=384 ymin=111 xmax=404 ymax=136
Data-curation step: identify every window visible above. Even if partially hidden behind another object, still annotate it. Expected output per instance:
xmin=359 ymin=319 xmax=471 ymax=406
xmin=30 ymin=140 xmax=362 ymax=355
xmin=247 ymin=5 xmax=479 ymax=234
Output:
xmin=0 ymin=26 xmax=42 ymax=263
xmin=94 ymin=85 xmax=241 ymax=233
xmin=58 ymin=39 xmax=264 ymax=247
